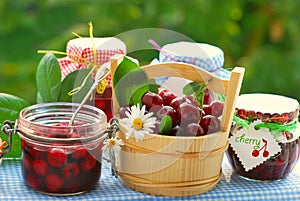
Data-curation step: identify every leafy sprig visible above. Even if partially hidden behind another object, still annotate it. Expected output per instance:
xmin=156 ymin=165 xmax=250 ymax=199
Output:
xmin=183 ymin=81 xmax=207 ymax=108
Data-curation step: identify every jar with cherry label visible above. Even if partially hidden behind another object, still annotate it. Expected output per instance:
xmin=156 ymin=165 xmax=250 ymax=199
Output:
xmin=10 ymin=102 xmax=108 ymax=195
xmin=227 ymin=93 xmax=300 ymax=181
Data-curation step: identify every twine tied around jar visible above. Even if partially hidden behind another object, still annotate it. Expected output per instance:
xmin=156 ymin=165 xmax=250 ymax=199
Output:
xmin=233 ymin=114 xmax=299 ymax=140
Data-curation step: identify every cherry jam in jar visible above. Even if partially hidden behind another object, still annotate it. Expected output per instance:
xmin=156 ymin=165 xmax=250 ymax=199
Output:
xmin=94 ymin=85 xmax=113 ymax=121
xmin=227 ymin=93 xmax=300 ymax=181
xmin=17 ymin=103 xmax=107 ymax=195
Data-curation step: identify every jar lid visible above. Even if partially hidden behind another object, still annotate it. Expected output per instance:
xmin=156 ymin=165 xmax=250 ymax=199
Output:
xmin=236 ymin=93 xmax=299 ymax=114
xmin=67 ymin=37 xmax=126 ymax=52
xmin=235 ymin=93 xmax=299 ymax=124
xmin=158 ymin=41 xmax=230 ymax=79
xmin=58 ymin=37 xmax=126 ymax=81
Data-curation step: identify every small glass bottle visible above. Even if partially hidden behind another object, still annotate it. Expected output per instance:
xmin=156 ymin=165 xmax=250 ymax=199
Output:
xmin=16 ymin=102 xmax=107 ymax=195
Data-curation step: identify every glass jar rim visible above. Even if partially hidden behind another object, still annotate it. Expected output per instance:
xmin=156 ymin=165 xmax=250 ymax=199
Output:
xmin=16 ymin=102 xmax=108 ymax=144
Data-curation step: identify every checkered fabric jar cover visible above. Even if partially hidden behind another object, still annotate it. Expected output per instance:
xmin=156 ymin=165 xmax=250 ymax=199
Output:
xmin=58 ymin=37 xmax=126 ymax=85
xmin=153 ymin=42 xmax=230 ymax=84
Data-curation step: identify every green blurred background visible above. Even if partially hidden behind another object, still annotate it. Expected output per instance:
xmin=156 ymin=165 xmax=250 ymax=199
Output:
xmin=1 ymin=0 xmax=300 ymax=104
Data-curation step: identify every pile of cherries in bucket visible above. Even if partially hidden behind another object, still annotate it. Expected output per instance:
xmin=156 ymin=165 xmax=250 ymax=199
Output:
xmin=119 ymin=88 xmax=224 ymax=137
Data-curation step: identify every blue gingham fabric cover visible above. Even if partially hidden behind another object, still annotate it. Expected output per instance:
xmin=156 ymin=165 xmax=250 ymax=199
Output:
xmin=1 ymin=156 xmax=300 ymax=201
xmin=152 ymin=42 xmax=231 ymax=85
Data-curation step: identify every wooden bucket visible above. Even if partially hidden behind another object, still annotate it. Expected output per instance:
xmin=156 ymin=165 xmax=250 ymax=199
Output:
xmin=110 ymin=55 xmax=245 ymax=196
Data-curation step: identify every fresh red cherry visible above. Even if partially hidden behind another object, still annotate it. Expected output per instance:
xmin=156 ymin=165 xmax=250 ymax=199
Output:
xmin=149 ymin=104 xmax=163 ymax=114
xmin=47 ymin=148 xmax=67 ymax=168
xmin=200 ymin=115 xmax=220 ymax=134
xmin=203 ymin=89 xmax=215 ymax=105
xmin=162 ymin=91 xmax=177 ymax=106
xmin=178 ymin=103 xmax=202 ymax=126
xmin=170 ymin=97 xmax=189 ymax=112
xmin=156 ymin=106 xmax=179 ymax=127
xmin=118 ymin=106 xmax=130 ymax=118
xmin=203 ymin=104 xmax=212 ymax=116
xmin=141 ymin=92 xmax=163 ymax=111
xmin=184 ymin=123 xmax=205 ymax=136
xmin=210 ymin=100 xmax=224 ymax=118
xmin=151 ymin=121 xmax=161 ymax=134
xmin=158 ymin=88 xmax=169 ymax=98
xmin=185 ymin=95 xmax=199 ymax=107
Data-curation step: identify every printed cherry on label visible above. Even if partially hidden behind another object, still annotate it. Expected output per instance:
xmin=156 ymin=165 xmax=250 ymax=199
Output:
xmin=251 ymin=139 xmax=269 ymax=158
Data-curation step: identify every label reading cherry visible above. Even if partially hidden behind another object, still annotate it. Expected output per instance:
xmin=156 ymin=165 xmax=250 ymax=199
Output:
xmin=229 ymin=122 xmax=281 ymax=172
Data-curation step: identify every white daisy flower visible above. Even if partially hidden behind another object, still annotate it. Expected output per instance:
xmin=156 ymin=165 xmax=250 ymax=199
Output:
xmin=102 ymin=136 xmax=124 ymax=154
xmin=120 ymin=104 xmax=157 ymax=141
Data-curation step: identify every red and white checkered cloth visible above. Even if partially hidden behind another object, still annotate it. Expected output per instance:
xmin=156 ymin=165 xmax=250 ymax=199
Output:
xmin=58 ymin=37 xmax=126 ymax=85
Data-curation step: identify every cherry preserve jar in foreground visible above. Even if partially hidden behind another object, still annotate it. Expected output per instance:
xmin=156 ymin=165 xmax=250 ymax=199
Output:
xmin=16 ymin=102 xmax=107 ymax=195
xmin=227 ymin=93 xmax=300 ymax=181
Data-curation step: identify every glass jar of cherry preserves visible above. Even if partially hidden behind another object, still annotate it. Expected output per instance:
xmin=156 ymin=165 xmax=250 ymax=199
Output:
xmin=227 ymin=93 xmax=300 ymax=181
xmin=16 ymin=102 xmax=107 ymax=195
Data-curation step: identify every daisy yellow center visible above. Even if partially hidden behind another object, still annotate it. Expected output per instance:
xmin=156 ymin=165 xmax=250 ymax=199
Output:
xmin=108 ymin=139 xmax=117 ymax=148
xmin=133 ymin=118 xmax=143 ymax=130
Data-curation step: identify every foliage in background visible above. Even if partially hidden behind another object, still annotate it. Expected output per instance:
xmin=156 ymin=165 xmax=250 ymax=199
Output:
xmin=0 ymin=0 xmax=300 ymax=103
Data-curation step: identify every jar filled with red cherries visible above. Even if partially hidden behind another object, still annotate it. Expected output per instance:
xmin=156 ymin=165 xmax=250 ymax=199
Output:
xmin=16 ymin=102 xmax=107 ymax=195
xmin=227 ymin=93 xmax=300 ymax=181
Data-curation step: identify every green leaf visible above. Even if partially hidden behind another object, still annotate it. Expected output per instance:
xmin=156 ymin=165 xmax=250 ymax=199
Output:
xmin=0 ymin=93 xmax=30 ymax=158
xmin=37 ymin=91 xmax=45 ymax=103
xmin=113 ymin=57 xmax=149 ymax=106
xmin=159 ymin=115 xmax=172 ymax=135
xmin=148 ymin=78 xmax=160 ymax=93
xmin=59 ymin=68 xmax=93 ymax=103
xmin=130 ymin=84 xmax=149 ymax=106
xmin=36 ymin=52 xmax=62 ymax=103
xmin=183 ymin=81 xmax=202 ymax=95
xmin=183 ymin=81 xmax=207 ymax=107
xmin=113 ymin=57 xmax=139 ymax=88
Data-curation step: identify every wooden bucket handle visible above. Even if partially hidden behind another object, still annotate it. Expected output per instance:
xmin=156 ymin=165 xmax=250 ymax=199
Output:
xmin=110 ymin=55 xmax=244 ymax=134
